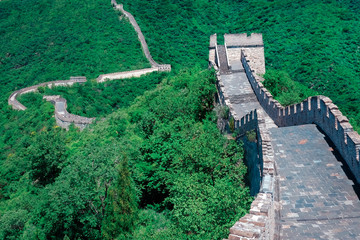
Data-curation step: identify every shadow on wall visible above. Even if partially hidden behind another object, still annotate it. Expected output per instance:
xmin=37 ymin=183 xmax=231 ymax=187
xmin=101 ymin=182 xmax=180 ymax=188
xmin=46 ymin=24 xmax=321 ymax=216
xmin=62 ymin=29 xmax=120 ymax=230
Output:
xmin=318 ymin=126 xmax=360 ymax=199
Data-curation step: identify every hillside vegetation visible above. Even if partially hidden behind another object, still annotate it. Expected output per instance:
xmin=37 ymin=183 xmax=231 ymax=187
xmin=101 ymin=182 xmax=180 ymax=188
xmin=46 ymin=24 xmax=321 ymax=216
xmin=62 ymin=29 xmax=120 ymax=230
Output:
xmin=121 ymin=0 xmax=360 ymax=131
xmin=0 ymin=0 xmax=251 ymax=239
xmin=1 ymin=0 xmax=360 ymax=239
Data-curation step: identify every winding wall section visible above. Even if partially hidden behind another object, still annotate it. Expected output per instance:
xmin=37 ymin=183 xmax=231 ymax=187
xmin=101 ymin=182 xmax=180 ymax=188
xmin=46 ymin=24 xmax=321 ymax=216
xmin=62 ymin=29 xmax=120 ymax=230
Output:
xmin=97 ymin=0 xmax=171 ymax=82
xmin=8 ymin=77 xmax=87 ymax=111
xmin=8 ymin=1 xmax=171 ymax=129
xmin=43 ymin=95 xmax=94 ymax=130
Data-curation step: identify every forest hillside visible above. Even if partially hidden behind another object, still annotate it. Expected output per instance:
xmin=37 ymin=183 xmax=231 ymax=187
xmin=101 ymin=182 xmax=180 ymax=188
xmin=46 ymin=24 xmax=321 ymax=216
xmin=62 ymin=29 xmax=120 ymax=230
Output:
xmin=1 ymin=0 xmax=360 ymax=239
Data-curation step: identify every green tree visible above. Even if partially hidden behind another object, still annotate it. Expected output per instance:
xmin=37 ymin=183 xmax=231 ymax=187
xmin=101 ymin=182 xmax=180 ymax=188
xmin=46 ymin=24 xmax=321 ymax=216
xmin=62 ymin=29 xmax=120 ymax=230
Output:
xmin=102 ymin=156 xmax=138 ymax=239
xmin=28 ymin=129 xmax=67 ymax=186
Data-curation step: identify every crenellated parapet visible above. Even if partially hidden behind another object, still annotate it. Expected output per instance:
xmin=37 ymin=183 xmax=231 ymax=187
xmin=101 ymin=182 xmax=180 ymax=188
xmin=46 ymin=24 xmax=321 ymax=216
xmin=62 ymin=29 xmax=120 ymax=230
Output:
xmin=215 ymin=61 xmax=278 ymax=239
xmin=213 ymin=32 xmax=360 ymax=239
xmin=241 ymin=50 xmax=360 ymax=184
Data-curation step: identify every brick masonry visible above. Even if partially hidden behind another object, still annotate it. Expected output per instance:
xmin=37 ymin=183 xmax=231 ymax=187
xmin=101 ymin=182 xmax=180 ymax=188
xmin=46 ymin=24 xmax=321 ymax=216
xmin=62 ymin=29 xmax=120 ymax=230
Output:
xmin=211 ymin=33 xmax=360 ymax=239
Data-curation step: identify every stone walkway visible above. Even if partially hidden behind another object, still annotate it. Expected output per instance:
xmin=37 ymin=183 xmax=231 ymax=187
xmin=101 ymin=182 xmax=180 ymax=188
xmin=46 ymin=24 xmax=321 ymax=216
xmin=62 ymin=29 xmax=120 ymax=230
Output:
xmin=220 ymin=61 xmax=277 ymax=128
xmin=270 ymin=124 xmax=360 ymax=239
xmin=218 ymin=49 xmax=360 ymax=239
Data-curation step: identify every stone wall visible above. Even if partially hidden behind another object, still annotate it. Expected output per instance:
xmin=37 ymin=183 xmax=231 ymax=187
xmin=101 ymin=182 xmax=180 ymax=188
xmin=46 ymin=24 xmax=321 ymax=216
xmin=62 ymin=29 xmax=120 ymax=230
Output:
xmin=216 ymin=68 xmax=278 ymax=239
xmin=210 ymin=33 xmax=265 ymax=77
xmin=97 ymin=1 xmax=171 ymax=82
xmin=8 ymin=76 xmax=87 ymax=110
xmin=225 ymin=33 xmax=265 ymax=76
xmin=112 ymin=0 xmax=171 ymax=70
xmin=97 ymin=67 xmax=158 ymax=82
xmin=209 ymin=34 xmax=217 ymax=68
xmin=8 ymin=77 xmax=94 ymax=130
xmin=241 ymin=51 xmax=360 ymax=184
xmin=224 ymin=108 xmax=278 ymax=240
xmin=43 ymin=95 xmax=94 ymax=130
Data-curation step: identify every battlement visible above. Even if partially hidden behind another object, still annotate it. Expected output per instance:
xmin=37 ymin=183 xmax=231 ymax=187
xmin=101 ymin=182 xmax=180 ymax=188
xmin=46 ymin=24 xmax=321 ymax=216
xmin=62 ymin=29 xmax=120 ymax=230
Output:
xmin=69 ymin=76 xmax=87 ymax=82
xmin=224 ymin=33 xmax=264 ymax=47
xmin=213 ymin=35 xmax=360 ymax=239
xmin=157 ymin=64 xmax=171 ymax=71
xmin=240 ymin=51 xmax=360 ymax=183
xmin=209 ymin=33 xmax=265 ymax=76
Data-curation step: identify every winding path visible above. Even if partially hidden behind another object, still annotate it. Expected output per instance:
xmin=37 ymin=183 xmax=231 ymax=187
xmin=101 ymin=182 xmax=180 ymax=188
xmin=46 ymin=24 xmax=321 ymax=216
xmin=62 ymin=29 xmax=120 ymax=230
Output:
xmin=8 ymin=1 xmax=171 ymax=130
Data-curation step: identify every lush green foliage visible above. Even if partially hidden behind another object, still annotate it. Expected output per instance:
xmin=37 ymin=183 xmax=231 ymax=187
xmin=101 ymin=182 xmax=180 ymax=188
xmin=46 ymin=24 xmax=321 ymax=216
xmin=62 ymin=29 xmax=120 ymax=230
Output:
xmin=263 ymin=70 xmax=317 ymax=106
xmin=2 ymin=0 xmax=360 ymax=239
xmin=121 ymin=0 xmax=360 ymax=131
xmin=0 ymin=69 xmax=251 ymax=239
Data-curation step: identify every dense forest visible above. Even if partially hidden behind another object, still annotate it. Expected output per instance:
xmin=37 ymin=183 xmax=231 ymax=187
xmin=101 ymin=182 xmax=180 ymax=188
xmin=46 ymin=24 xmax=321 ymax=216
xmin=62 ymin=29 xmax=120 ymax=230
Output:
xmin=1 ymin=0 xmax=360 ymax=239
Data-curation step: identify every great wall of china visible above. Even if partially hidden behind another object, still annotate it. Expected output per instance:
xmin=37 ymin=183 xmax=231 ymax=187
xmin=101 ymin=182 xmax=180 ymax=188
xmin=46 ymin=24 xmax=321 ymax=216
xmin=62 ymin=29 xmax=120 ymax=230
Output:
xmin=8 ymin=0 xmax=170 ymax=129
xmin=210 ymin=33 xmax=360 ymax=239
xmin=7 ymin=1 xmax=360 ymax=238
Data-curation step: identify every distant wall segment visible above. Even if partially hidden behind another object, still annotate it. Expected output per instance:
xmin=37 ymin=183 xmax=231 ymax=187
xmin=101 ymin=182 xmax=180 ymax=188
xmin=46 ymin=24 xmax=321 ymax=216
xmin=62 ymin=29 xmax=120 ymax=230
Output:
xmin=8 ymin=77 xmax=94 ymax=130
xmin=8 ymin=1 xmax=171 ymax=130
xmin=96 ymin=0 xmax=171 ymax=83
xmin=8 ymin=76 xmax=87 ymax=111
xmin=110 ymin=0 xmax=171 ymax=70
xmin=43 ymin=95 xmax=94 ymax=130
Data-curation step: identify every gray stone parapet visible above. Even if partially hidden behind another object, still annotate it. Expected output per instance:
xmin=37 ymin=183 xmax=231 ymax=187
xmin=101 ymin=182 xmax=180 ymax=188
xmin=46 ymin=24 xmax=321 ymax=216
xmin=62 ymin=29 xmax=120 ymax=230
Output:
xmin=97 ymin=67 xmax=158 ymax=82
xmin=225 ymin=33 xmax=264 ymax=47
xmin=210 ymin=33 xmax=265 ymax=76
xmin=43 ymin=95 xmax=94 ymax=130
xmin=241 ymin=50 xmax=360 ymax=185
xmin=216 ymin=67 xmax=278 ymax=239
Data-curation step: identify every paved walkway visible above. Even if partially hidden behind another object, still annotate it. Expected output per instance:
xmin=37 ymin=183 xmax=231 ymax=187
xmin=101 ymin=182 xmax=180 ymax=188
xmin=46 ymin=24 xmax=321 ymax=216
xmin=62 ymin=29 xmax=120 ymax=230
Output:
xmin=270 ymin=124 xmax=360 ymax=239
xmin=219 ymin=51 xmax=360 ymax=239
xmin=220 ymin=61 xmax=277 ymax=128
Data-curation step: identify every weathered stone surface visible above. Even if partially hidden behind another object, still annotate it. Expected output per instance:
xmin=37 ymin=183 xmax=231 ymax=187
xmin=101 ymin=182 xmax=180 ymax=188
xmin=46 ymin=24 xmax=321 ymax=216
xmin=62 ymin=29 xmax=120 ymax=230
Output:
xmin=211 ymin=32 xmax=360 ymax=240
xmin=271 ymin=124 xmax=360 ymax=239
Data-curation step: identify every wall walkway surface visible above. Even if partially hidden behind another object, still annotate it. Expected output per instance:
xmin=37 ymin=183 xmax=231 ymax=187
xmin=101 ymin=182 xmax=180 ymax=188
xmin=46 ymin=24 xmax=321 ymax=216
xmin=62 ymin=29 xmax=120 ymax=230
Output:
xmin=211 ymin=33 xmax=360 ymax=239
